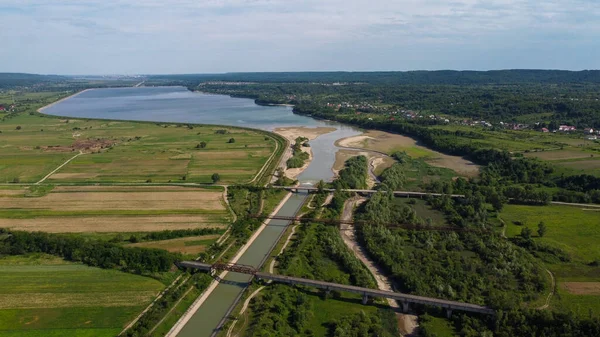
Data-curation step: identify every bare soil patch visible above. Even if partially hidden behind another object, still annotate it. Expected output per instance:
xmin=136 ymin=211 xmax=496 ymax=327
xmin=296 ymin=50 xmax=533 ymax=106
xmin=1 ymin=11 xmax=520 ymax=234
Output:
xmin=0 ymin=215 xmax=225 ymax=233
xmin=0 ymin=190 xmax=25 ymax=197
xmin=52 ymin=186 xmax=203 ymax=193
xmin=42 ymin=138 xmax=117 ymax=153
xmin=525 ymin=150 xmax=593 ymax=161
xmin=557 ymin=159 xmax=600 ymax=170
xmin=561 ymin=282 xmax=600 ymax=295
xmin=273 ymin=126 xmax=336 ymax=142
xmin=126 ymin=235 xmax=220 ymax=254
xmin=0 ymin=190 xmax=224 ymax=211
xmin=336 ymin=130 xmax=479 ymax=176
xmin=49 ymin=173 xmax=99 ymax=180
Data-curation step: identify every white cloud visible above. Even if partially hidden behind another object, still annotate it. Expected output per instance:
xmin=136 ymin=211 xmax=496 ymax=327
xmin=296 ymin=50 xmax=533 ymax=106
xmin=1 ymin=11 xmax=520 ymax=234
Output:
xmin=0 ymin=0 xmax=598 ymax=73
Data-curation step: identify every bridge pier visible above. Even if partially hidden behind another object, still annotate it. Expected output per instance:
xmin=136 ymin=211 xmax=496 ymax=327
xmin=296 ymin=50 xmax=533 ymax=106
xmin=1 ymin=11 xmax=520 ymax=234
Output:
xmin=362 ymin=294 xmax=369 ymax=305
xmin=401 ymin=301 xmax=410 ymax=313
xmin=446 ymin=308 xmax=453 ymax=319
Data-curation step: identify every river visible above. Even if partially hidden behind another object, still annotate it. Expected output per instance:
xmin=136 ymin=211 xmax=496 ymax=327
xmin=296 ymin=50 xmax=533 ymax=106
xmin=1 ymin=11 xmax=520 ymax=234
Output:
xmin=42 ymin=86 xmax=362 ymax=336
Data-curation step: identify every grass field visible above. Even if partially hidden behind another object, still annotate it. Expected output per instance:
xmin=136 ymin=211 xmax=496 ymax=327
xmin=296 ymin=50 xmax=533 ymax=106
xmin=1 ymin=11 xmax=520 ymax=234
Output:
xmin=0 ymin=111 xmax=276 ymax=184
xmin=394 ymin=198 xmax=447 ymax=225
xmin=126 ymin=234 xmax=220 ymax=255
xmin=502 ymin=204 xmax=600 ymax=263
xmin=501 ymin=204 xmax=600 ymax=316
xmin=0 ymin=185 xmax=229 ymax=233
xmin=0 ymin=254 xmax=164 ymax=337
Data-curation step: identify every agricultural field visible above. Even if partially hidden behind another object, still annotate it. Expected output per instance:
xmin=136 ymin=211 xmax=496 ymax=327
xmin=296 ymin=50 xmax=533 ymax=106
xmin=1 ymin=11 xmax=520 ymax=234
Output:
xmin=0 ymin=112 xmax=277 ymax=184
xmin=126 ymin=234 xmax=221 ymax=255
xmin=0 ymin=185 xmax=229 ymax=233
xmin=0 ymin=254 xmax=165 ymax=337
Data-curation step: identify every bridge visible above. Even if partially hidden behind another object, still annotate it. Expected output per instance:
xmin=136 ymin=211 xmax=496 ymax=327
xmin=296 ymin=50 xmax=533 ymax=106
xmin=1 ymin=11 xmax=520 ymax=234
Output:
xmin=271 ymin=186 xmax=465 ymax=199
xmin=177 ymin=261 xmax=495 ymax=318
xmin=248 ymin=214 xmax=475 ymax=232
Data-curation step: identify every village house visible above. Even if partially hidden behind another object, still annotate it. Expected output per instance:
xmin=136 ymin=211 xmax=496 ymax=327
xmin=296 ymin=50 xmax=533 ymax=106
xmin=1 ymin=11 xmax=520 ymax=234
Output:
xmin=541 ymin=128 xmax=549 ymax=133
xmin=584 ymin=128 xmax=594 ymax=134
xmin=559 ymin=125 xmax=576 ymax=132
xmin=0 ymin=105 xmax=5 ymax=111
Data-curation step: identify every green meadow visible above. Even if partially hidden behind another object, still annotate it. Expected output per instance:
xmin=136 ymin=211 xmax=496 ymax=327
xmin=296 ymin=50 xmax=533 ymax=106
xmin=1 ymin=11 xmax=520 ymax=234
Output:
xmin=0 ymin=254 xmax=164 ymax=337
xmin=0 ymin=112 xmax=277 ymax=184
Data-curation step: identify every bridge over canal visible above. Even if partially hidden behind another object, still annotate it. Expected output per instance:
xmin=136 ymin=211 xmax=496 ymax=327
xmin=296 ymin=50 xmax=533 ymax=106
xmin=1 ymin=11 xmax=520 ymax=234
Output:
xmin=177 ymin=261 xmax=495 ymax=318
xmin=271 ymin=186 xmax=466 ymax=199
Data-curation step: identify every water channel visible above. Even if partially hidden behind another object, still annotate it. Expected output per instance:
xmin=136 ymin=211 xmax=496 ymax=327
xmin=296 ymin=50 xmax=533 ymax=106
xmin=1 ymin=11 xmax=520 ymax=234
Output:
xmin=43 ymin=86 xmax=362 ymax=336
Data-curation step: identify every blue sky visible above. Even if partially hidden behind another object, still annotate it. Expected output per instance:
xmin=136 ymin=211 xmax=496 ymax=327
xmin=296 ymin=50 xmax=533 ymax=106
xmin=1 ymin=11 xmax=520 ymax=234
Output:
xmin=0 ymin=0 xmax=598 ymax=74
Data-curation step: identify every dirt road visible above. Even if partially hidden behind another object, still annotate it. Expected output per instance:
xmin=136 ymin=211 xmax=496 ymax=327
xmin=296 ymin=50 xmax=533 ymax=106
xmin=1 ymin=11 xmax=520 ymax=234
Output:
xmin=340 ymin=198 xmax=418 ymax=336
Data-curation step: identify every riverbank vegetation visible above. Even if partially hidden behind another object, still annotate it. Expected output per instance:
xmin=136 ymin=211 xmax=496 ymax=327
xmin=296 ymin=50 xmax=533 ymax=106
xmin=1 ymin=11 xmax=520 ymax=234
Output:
xmin=286 ymin=136 xmax=310 ymax=168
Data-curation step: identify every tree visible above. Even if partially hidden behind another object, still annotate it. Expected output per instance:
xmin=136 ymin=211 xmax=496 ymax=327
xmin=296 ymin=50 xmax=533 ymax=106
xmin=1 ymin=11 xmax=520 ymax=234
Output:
xmin=521 ymin=227 xmax=532 ymax=240
xmin=316 ymin=180 xmax=325 ymax=193
xmin=537 ymin=221 xmax=547 ymax=237
xmin=488 ymin=191 xmax=506 ymax=212
xmin=211 ymin=173 xmax=221 ymax=183
xmin=228 ymin=138 xmax=235 ymax=143
xmin=15 ymin=126 xmax=21 ymax=130
xmin=196 ymin=141 xmax=207 ymax=149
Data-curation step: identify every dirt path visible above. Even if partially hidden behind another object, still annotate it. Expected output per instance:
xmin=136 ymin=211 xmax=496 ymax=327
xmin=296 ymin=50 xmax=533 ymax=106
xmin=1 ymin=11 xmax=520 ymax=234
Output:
xmin=35 ymin=151 xmax=84 ymax=184
xmin=222 ymin=185 xmax=237 ymax=223
xmin=226 ymin=286 xmax=265 ymax=337
xmin=165 ymin=192 xmax=293 ymax=337
xmin=340 ymin=198 xmax=418 ymax=336
xmin=550 ymin=201 xmax=600 ymax=208
xmin=537 ymin=269 xmax=556 ymax=310
xmin=248 ymin=134 xmax=281 ymax=185
xmin=119 ymin=274 xmax=184 ymax=336
xmin=270 ymin=225 xmax=298 ymax=273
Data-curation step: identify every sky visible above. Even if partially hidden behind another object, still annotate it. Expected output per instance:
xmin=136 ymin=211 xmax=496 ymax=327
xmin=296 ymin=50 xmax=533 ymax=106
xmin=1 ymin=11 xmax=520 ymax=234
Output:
xmin=0 ymin=0 xmax=599 ymax=74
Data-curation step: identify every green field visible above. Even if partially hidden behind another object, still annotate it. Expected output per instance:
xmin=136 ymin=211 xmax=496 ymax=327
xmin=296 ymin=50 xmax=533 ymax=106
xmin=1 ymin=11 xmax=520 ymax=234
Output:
xmin=0 ymin=112 xmax=277 ymax=184
xmin=0 ymin=254 xmax=164 ymax=337
xmin=501 ymin=204 xmax=600 ymax=316
xmin=502 ymin=204 xmax=600 ymax=263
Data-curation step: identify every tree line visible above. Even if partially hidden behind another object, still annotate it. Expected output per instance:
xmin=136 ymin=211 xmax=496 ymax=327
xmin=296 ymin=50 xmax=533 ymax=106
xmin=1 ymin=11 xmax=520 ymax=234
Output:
xmin=0 ymin=229 xmax=177 ymax=274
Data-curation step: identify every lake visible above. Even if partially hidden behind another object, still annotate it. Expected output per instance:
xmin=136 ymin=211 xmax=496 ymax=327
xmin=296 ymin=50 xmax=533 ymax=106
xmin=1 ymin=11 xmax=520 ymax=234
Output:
xmin=42 ymin=86 xmax=361 ymax=183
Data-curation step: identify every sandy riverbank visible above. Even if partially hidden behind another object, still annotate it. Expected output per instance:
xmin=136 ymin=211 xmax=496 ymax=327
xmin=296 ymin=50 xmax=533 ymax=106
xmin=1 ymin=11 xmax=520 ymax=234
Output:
xmin=37 ymin=89 xmax=92 ymax=113
xmin=336 ymin=130 xmax=479 ymax=177
xmin=273 ymin=126 xmax=336 ymax=180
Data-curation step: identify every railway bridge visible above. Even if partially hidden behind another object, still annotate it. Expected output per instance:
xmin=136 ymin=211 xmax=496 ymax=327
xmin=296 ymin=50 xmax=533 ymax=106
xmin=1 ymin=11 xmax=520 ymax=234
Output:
xmin=271 ymin=186 xmax=466 ymax=199
xmin=177 ymin=261 xmax=495 ymax=318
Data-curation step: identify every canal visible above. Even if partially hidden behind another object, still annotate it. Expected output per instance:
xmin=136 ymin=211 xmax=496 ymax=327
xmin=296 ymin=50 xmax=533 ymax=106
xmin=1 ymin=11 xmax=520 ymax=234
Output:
xmin=42 ymin=86 xmax=361 ymax=336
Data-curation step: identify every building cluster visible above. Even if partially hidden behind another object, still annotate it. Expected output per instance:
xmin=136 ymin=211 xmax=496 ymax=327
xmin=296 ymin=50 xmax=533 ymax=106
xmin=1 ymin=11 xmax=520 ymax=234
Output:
xmin=0 ymin=104 xmax=15 ymax=112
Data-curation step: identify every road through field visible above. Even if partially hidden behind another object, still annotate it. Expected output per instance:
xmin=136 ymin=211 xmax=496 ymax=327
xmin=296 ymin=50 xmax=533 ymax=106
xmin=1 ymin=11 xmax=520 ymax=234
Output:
xmin=35 ymin=151 xmax=84 ymax=184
